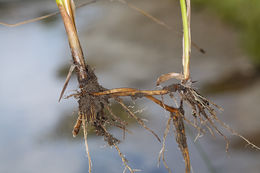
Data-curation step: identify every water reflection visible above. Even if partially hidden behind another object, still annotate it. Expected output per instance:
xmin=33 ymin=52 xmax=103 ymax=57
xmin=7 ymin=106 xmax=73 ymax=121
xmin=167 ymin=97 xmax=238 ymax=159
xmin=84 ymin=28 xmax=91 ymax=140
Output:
xmin=0 ymin=0 xmax=260 ymax=173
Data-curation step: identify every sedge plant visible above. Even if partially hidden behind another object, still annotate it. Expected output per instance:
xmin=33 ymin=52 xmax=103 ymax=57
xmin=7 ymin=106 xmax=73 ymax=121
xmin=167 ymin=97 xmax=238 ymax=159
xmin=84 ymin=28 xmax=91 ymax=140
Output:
xmin=1 ymin=0 xmax=259 ymax=173
xmin=56 ymin=0 xmax=260 ymax=173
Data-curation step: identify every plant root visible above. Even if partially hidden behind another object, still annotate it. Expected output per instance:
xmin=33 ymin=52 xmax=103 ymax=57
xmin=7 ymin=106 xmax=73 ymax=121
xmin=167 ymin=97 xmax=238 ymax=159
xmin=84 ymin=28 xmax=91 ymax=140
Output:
xmin=64 ymin=65 xmax=259 ymax=173
xmin=115 ymin=97 xmax=161 ymax=142
xmin=158 ymin=117 xmax=172 ymax=173
xmin=68 ymin=66 xmax=163 ymax=172
xmin=114 ymin=144 xmax=135 ymax=173
xmin=82 ymin=113 xmax=92 ymax=173
xmin=56 ymin=1 xmax=258 ymax=172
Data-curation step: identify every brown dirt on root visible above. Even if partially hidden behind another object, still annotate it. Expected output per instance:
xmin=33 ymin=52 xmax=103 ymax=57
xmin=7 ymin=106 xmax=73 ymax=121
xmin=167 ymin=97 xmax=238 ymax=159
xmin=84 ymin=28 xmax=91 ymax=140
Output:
xmin=76 ymin=65 xmax=122 ymax=146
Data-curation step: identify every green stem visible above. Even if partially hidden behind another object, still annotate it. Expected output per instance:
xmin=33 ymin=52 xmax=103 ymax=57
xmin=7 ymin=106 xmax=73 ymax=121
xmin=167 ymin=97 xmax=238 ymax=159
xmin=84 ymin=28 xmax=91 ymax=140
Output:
xmin=180 ymin=0 xmax=190 ymax=80
xmin=56 ymin=0 xmax=63 ymax=5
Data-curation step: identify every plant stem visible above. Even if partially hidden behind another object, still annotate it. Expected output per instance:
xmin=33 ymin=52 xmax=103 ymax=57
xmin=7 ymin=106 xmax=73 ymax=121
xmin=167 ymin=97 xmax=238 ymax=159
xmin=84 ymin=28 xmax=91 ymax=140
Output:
xmin=180 ymin=0 xmax=190 ymax=80
xmin=56 ymin=0 xmax=88 ymax=86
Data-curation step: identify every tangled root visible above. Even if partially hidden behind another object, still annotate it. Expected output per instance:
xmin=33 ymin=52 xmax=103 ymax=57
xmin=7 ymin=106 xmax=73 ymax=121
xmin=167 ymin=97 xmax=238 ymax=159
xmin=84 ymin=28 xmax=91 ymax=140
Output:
xmin=62 ymin=65 xmax=259 ymax=173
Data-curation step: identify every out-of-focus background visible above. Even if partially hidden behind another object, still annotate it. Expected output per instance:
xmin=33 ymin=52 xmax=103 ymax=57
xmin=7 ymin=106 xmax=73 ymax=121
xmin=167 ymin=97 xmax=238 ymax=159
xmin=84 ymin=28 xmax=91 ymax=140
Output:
xmin=0 ymin=0 xmax=259 ymax=173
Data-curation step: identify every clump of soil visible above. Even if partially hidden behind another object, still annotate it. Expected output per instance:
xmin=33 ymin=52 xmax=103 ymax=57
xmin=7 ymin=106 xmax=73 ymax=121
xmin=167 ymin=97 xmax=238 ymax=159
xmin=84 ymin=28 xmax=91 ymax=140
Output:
xmin=72 ymin=65 xmax=122 ymax=146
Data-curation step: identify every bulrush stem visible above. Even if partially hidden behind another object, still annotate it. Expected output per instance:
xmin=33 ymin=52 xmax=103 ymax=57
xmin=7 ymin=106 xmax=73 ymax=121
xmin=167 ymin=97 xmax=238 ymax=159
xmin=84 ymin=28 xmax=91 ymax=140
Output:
xmin=180 ymin=0 xmax=190 ymax=81
xmin=56 ymin=0 xmax=87 ymax=86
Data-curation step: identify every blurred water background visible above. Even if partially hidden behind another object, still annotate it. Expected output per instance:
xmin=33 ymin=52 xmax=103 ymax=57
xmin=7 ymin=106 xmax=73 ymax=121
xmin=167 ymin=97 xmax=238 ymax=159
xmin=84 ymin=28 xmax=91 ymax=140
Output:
xmin=0 ymin=0 xmax=259 ymax=173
